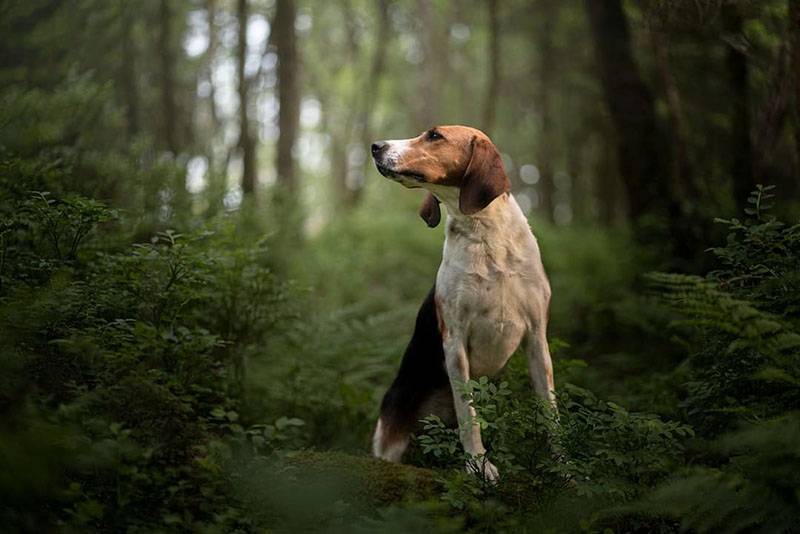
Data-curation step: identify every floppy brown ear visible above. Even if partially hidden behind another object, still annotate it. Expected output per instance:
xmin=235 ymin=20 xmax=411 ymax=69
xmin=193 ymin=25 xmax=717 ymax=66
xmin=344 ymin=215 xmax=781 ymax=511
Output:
xmin=459 ymin=137 xmax=510 ymax=215
xmin=419 ymin=193 xmax=441 ymax=228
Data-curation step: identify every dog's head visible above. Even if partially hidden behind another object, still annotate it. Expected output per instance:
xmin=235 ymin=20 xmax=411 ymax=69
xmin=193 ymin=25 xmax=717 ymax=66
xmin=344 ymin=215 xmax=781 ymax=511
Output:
xmin=371 ymin=125 xmax=510 ymax=227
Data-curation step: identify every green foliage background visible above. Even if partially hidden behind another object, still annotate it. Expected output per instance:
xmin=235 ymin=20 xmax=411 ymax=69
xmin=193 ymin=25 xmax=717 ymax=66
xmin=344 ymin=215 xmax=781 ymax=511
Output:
xmin=3 ymin=156 xmax=799 ymax=532
xmin=2 ymin=0 xmax=800 ymax=532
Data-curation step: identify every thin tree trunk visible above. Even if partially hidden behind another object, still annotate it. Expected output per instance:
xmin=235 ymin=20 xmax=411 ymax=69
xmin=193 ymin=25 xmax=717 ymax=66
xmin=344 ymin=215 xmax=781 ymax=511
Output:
xmin=331 ymin=134 xmax=349 ymax=207
xmin=205 ymin=0 xmax=220 ymax=133
xmin=274 ymin=0 xmax=300 ymax=193
xmin=597 ymin=128 xmax=619 ymax=226
xmin=350 ymin=0 xmax=391 ymax=206
xmin=483 ymin=0 xmax=500 ymax=135
xmin=237 ymin=0 xmax=256 ymax=196
xmin=327 ymin=0 xmax=368 ymax=208
xmin=342 ymin=0 xmax=360 ymax=62
xmin=333 ymin=123 xmax=355 ymax=208
xmin=158 ymin=0 xmax=178 ymax=153
xmin=418 ymin=0 xmax=443 ymax=127
xmin=646 ymin=14 xmax=694 ymax=199
xmin=722 ymin=4 xmax=754 ymax=213
xmin=536 ymin=0 xmax=555 ymax=223
xmin=753 ymin=42 xmax=792 ymax=179
xmin=789 ymin=0 xmax=800 ymax=173
xmin=203 ymin=0 xmax=225 ymax=213
xmin=120 ymin=1 xmax=139 ymax=141
xmin=568 ymin=151 xmax=586 ymax=225
xmin=584 ymin=0 xmax=669 ymax=229
xmin=361 ymin=0 xmax=391 ymax=141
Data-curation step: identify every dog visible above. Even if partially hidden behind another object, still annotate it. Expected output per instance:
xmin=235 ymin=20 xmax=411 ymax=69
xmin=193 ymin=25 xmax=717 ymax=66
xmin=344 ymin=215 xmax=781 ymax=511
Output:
xmin=370 ymin=125 xmax=555 ymax=481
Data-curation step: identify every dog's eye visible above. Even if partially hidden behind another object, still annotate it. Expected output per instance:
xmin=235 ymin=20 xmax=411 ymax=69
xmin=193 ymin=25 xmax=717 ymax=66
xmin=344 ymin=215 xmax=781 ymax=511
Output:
xmin=426 ymin=130 xmax=444 ymax=141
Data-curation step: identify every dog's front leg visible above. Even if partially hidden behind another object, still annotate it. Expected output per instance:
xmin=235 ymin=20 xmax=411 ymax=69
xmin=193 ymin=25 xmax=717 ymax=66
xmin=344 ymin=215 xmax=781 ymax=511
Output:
xmin=444 ymin=337 xmax=500 ymax=482
xmin=525 ymin=325 xmax=557 ymax=410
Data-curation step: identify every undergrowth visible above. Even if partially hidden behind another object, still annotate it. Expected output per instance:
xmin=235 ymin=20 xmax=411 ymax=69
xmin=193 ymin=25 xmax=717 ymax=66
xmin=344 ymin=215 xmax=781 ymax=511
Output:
xmin=2 ymin=153 xmax=799 ymax=533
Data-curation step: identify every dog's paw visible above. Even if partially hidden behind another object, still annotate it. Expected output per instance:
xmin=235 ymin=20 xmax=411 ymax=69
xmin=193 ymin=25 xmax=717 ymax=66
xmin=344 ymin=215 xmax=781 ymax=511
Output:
xmin=466 ymin=456 xmax=500 ymax=484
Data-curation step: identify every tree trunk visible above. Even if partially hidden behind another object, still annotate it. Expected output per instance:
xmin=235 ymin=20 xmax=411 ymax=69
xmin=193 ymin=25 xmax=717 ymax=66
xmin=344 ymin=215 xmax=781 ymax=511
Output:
xmin=237 ymin=0 xmax=256 ymax=196
xmin=483 ymin=0 xmax=500 ymax=135
xmin=417 ymin=0 xmax=444 ymax=127
xmin=329 ymin=0 xmax=360 ymax=207
xmin=203 ymin=0 xmax=225 ymax=214
xmin=119 ymin=1 xmax=139 ymax=141
xmin=722 ymin=4 xmax=754 ymax=213
xmin=787 ymin=0 xmax=800 ymax=193
xmin=568 ymin=151 xmax=585 ymax=225
xmin=646 ymin=11 xmax=695 ymax=199
xmin=157 ymin=0 xmax=179 ymax=154
xmin=536 ymin=0 xmax=556 ymax=223
xmin=205 ymin=0 xmax=220 ymax=134
xmin=789 ymin=0 xmax=800 ymax=176
xmin=274 ymin=0 xmax=300 ymax=193
xmin=349 ymin=0 xmax=391 ymax=206
xmin=331 ymin=133 xmax=349 ymax=208
xmin=597 ymin=127 xmax=620 ymax=226
xmin=753 ymin=42 xmax=792 ymax=181
xmin=584 ymin=0 xmax=669 ymax=230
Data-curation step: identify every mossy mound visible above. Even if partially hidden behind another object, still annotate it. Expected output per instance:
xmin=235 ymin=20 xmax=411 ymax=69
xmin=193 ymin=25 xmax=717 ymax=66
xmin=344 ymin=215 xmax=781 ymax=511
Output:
xmin=284 ymin=451 xmax=442 ymax=507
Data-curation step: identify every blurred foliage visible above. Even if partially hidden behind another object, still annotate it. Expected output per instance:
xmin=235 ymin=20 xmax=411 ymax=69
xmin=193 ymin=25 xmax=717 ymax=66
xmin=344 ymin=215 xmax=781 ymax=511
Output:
xmin=0 ymin=161 xmax=295 ymax=530
xmin=1 ymin=154 xmax=799 ymax=531
xmin=1 ymin=0 xmax=800 ymax=532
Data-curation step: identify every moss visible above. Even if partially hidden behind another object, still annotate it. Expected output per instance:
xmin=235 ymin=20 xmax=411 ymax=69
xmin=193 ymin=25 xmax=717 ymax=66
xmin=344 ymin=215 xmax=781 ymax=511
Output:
xmin=285 ymin=451 xmax=442 ymax=506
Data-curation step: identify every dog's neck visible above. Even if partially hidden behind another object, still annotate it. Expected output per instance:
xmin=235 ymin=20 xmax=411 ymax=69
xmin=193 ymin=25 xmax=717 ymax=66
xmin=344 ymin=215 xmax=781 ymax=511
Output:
xmin=422 ymin=183 xmax=461 ymax=217
xmin=424 ymin=185 xmax=525 ymax=235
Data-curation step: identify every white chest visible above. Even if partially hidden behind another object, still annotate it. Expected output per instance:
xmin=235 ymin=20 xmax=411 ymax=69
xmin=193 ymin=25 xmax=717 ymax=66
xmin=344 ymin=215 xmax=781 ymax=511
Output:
xmin=434 ymin=195 xmax=547 ymax=377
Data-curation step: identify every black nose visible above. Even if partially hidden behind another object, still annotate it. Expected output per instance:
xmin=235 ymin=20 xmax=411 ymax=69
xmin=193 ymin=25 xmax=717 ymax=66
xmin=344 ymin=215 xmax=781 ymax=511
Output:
xmin=371 ymin=141 xmax=388 ymax=156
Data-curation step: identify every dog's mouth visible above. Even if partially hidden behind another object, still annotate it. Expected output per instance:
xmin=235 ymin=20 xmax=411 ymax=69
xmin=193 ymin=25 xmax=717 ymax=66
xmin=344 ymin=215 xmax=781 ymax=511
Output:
xmin=375 ymin=163 xmax=425 ymax=185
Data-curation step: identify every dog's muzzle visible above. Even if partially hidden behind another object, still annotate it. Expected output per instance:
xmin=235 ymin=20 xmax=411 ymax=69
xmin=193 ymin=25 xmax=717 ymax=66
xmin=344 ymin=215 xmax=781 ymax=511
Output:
xmin=371 ymin=140 xmax=424 ymax=185
xmin=371 ymin=141 xmax=394 ymax=176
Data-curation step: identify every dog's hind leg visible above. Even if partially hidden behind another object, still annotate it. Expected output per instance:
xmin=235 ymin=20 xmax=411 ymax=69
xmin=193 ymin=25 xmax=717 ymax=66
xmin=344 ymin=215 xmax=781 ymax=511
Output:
xmin=417 ymin=386 xmax=456 ymax=426
xmin=373 ymin=286 xmax=448 ymax=462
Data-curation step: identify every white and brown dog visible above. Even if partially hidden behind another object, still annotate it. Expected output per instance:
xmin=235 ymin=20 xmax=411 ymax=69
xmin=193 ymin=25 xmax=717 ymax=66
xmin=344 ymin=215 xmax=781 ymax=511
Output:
xmin=370 ymin=125 xmax=555 ymax=481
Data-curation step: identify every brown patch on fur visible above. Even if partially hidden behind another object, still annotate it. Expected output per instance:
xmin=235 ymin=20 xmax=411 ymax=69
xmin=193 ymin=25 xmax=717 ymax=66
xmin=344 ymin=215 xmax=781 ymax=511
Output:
xmin=419 ymin=193 xmax=441 ymax=227
xmin=390 ymin=125 xmax=479 ymax=185
xmin=381 ymin=424 xmax=404 ymax=446
xmin=434 ymin=295 xmax=448 ymax=340
xmin=389 ymin=126 xmax=510 ymax=210
xmin=458 ymin=137 xmax=510 ymax=215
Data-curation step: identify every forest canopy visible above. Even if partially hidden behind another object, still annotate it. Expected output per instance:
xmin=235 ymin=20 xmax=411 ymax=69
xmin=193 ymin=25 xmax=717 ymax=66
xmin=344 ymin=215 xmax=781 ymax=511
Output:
xmin=1 ymin=0 xmax=799 ymax=532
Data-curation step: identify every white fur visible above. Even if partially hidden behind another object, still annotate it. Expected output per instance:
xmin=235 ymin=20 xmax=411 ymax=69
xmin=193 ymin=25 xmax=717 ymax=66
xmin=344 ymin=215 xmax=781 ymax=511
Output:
xmin=380 ymin=139 xmax=425 ymax=189
xmin=434 ymin=191 xmax=555 ymax=482
xmin=382 ymin=139 xmax=410 ymax=168
xmin=372 ymin=418 xmax=408 ymax=462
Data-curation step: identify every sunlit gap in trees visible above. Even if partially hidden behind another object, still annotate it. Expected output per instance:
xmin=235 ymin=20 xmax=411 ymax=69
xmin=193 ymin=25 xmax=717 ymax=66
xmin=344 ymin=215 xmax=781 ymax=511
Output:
xmin=175 ymin=3 xmax=578 ymax=233
xmin=180 ymin=6 xmax=324 ymax=221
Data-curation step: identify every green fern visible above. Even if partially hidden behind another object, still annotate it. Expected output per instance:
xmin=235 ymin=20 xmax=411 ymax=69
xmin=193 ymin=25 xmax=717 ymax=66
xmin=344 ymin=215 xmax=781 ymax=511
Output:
xmin=633 ymin=414 xmax=800 ymax=533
